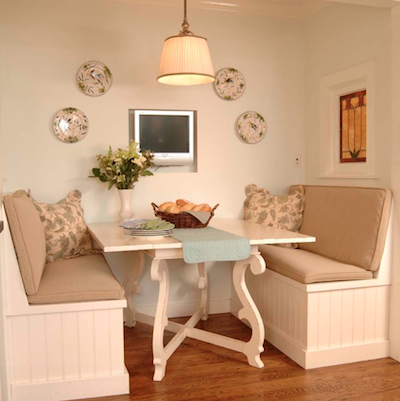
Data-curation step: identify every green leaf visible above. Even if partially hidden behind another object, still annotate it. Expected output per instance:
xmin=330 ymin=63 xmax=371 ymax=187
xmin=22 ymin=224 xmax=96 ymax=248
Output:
xmin=63 ymin=107 xmax=77 ymax=113
xmin=140 ymin=171 xmax=153 ymax=176
xmin=92 ymin=168 xmax=101 ymax=177
xmin=69 ymin=231 xmax=77 ymax=244
xmin=53 ymin=250 xmax=65 ymax=261
xmin=349 ymin=149 xmax=361 ymax=159
xmin=256 ymin=114 xmax=265 ymax=122
xmin=108 ymin=181 xmax=115 ymax=190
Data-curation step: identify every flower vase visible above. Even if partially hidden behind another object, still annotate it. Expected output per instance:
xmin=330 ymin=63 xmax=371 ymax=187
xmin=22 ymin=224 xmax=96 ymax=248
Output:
xmin=118 ymin=189 xmax=134 ymax=222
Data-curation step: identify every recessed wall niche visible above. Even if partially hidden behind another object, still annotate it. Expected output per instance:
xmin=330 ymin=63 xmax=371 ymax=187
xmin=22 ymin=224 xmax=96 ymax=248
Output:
xmin=319 ymin=61 xmax=377 ymax=180
xmin=128 ymin=109 xmax=198 ymax=174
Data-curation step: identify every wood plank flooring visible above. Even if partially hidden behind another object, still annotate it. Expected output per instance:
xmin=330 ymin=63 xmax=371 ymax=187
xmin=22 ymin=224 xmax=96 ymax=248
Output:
xmin=77 ymin=313 xmax=400 ymax=401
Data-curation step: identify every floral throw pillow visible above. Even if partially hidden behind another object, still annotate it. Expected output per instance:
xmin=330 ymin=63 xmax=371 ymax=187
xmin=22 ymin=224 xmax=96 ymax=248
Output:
xmin=243 ymin=184 xmax=305 ymax=232
xmin=32 ymin=190 xmax=93 ymax=263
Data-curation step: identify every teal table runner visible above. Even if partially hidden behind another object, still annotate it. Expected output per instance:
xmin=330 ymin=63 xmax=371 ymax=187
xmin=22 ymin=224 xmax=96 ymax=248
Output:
xmin=172 ymin=227 xmax=251 ymax=264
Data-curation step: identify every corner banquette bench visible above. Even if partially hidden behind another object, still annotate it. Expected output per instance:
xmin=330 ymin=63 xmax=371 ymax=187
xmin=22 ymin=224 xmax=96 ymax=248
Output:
xmin=243 ymin=185 xmax=393 ymax=369
xmin=0 ymin=191 xmax=129 ymax=401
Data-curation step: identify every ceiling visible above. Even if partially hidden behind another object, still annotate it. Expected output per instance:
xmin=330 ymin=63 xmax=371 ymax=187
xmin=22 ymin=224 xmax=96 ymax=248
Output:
xmin=111 ymin=0 xmax=399 ymax=19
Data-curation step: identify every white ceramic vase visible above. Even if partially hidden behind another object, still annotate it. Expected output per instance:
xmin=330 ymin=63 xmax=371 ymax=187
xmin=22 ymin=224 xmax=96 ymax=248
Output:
xmin=118 ymin=188 xmax=134 ymax=222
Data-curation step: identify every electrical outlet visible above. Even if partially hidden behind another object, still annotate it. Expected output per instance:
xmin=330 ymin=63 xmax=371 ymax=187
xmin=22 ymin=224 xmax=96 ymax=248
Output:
xmin=293 ymin=154 xmax=301 ymax=169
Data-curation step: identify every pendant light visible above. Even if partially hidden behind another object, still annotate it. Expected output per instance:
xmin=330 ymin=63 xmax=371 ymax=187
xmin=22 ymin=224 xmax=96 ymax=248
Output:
xmin=157 ymin=0 xmax=215 ymax=86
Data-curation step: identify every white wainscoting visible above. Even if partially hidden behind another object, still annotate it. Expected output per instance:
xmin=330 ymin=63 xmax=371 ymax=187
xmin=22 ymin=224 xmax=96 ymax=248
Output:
xmin=10 ymin=309 xmax=125 ymax=385
xmin=9 ymin=307 xmax=128 ymax=401
xmin=234 ymin=269 xmax=391 ymax=369
xmin=0 ymin=211 xmax=129 ymax=401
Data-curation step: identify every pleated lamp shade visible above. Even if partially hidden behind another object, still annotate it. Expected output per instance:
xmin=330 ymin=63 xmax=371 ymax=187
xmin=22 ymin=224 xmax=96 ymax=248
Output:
xmin=157 ymin=35 xmax=215 ymax=86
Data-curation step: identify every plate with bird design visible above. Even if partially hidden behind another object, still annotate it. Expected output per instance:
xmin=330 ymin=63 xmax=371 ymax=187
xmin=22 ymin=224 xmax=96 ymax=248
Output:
xmin=52 ymin=107 xmax=89 ymax=143
xmin=236 ymin=111 xmax=267 ymax=144
xmin=214 ymin=67 xmax=246 ymax=100
xmin=76 ymin=61 xmax=112 ymax=97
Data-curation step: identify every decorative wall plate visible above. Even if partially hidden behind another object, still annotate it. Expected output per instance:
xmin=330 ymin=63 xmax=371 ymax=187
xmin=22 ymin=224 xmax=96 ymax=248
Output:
xmin=237 ymin=112 xmax=267 ymax=144
xmin=76 ymin=61 xmax=112 ymax=97
xmin=214 ymin=68 xmax=246 ymax=100
xmin=52 ymin=108 xmax=89 ymax=143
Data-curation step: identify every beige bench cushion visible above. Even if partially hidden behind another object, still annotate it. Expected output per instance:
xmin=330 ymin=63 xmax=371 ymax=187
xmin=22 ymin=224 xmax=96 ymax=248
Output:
xmin=260 ymin=244 xmax=373 ymax=284
xmin=3 ymin=190 xmax=46 ymax=295
xmin=290 ymin=185 xmax=392 ymax=272
xmin=28 ymin=254 xmax=125 ymax=304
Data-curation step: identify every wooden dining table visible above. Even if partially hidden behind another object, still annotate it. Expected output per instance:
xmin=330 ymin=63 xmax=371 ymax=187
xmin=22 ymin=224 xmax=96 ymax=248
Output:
xmin=88 ymin=218 xmax=316 ymax=381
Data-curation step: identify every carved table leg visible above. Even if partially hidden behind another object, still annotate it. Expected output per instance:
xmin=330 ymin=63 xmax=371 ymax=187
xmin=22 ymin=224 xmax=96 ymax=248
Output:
xmin=124 ymin=251 xmax=144 ymax=328
xmin=151 ymin=259 xmax=170 ymax=381
xmin=232 ymin=254 xmax=266 ymax=368
xmin=198 ymin=262 xmax=209 ymax=321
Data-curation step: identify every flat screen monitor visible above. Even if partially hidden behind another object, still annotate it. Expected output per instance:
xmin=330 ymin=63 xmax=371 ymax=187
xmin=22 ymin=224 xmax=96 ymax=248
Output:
xmin=130 ymin=109 xmax=196 ymax=166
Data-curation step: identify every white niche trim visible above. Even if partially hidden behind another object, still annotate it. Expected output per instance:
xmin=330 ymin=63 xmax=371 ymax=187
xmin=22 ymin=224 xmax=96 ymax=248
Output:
xmin=319 ymin=61 xmax=378 ymax=180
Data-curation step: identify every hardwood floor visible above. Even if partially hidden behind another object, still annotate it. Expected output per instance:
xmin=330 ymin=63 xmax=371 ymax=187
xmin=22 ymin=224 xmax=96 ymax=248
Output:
xmin=78 ymin=313 xmax=400 ymax=401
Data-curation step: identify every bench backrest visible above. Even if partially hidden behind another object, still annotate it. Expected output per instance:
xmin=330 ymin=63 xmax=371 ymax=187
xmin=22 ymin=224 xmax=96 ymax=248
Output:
xmin=289 ymin=185 xmax=392 ymax=272
xmin=3 ymin=191 xmax=46 ymax=295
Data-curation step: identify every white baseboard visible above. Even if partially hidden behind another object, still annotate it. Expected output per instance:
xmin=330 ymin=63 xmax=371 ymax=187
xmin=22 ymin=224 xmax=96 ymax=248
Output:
xmin=265 ymin=322 xmax=390 ymax=369
xmin=305 ymin=340 xmax=390 ymax=369
xmin=11 ymin=368 xmax=129 ymax=401
xmin=136 ymin=298 xmax=231 ymax=318
xmin=264 ymin=323 xmax=307 ymax=368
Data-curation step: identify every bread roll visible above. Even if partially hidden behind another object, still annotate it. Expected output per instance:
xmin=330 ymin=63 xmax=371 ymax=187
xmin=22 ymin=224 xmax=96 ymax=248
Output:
xmin=158 ymin=202 xmax=175 ymax=212
xmin=181 ymin=203 xmax=196 ymax=211
xmin=193 ymin=203 xmax=211 ymax=212
xmin=204 ymin=204 xmax=213 ymax=212
xmin=176 ymin=198 xmax=193 ymax=207
xmin=165 ymin=204 xmax=181 ymax=214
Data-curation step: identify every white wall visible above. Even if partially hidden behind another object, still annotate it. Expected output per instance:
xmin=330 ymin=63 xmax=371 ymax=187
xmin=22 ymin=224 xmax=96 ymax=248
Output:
xmin=304 ymin=2 xmax=399 ymax=362
xmin=0 ymin=3 xmax=6 ymax=396
xmin=0 ymin=0 xmax=306 ymax=314
xmin=305 ymin=3 xmax=392 ymax=188
xmin=390 ymin=5 xmax=400 ymax=362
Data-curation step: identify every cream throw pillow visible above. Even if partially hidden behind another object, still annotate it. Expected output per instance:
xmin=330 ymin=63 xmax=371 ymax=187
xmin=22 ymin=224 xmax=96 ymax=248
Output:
xmin=32 ymin=190 xmax=93 ymax=263
xmin=243 ymin=184 xmax=305 ymax=232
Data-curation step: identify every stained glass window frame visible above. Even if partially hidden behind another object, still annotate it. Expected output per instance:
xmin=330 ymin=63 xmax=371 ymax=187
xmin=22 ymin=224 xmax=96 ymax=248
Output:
xmin=339 ymin=90 xmax=367 ymax=164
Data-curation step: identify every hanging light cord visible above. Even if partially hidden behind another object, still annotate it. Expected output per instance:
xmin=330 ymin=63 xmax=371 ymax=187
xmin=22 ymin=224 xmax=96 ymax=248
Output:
xmin=180 ymin=0 xmax=194 ymax=36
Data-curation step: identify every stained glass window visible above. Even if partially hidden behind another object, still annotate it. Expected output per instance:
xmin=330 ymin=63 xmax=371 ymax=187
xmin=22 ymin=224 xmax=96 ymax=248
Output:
xmin=340 ymin=90 xmax=367 ymax=163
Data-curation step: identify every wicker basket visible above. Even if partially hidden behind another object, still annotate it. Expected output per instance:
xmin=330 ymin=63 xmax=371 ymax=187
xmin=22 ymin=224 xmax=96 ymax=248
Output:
xmin=151 ymin=203 xmax=219 ymax=229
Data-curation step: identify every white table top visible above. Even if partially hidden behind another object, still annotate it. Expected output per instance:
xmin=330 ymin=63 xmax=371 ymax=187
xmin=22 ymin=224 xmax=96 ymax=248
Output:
xmin=88 ymin=218 xmax=316 ymax=253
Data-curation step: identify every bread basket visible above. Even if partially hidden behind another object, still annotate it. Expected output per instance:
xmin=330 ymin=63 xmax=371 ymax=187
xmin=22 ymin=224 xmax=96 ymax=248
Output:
xmin=151 ymin=203 xmax=219 ymax=229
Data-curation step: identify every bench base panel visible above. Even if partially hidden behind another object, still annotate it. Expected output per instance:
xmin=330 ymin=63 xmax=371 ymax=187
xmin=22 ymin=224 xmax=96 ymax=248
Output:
xmin=3 ymin=305 xmax=129 ymax=401
xmin=11 ymin=368 xmax=129 ymax=401
xmin=232 ymin=269 xmax=391 ymax=369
